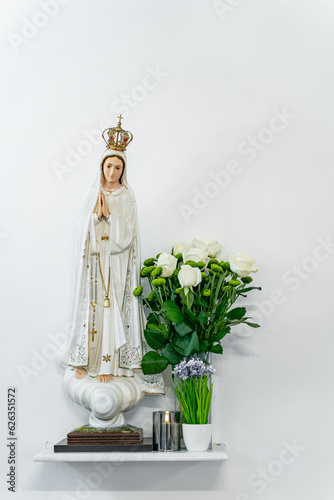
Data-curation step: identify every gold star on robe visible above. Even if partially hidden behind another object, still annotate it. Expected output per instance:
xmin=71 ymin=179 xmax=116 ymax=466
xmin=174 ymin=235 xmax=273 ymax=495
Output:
xmin=103 ymin=354 xmax=111 ymax=362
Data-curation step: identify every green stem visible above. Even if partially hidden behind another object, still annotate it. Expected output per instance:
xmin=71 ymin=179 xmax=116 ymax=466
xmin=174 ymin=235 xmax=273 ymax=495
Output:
xmin=142 ymin=297 xmax=160 ymax=322
xmin=168 ymin=277 xmax=173 ymax=295
xmin=157 ymin=287 xmax=164 ymax=306
xmin=197 ymin=279 xmax=202 ymax=312
xmin=162 ymin=284 xmax=167 ymax=301
xmin=147 ymin=276 xmax=154 ymax=292
xmin=212 ymin=272 xmax=226 ymax=315
xmin=208 ymin=273 xmax=216 ymax=309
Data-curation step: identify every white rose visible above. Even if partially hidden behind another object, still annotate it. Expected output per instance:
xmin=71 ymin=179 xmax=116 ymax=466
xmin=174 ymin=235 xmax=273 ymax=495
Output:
xmin=228 ymin=252 xmax=258 ymax=277
xmin=182 ymin=247 xmax=209 ymax=264
xmin=173 ymin=241 xmax=189 ymax=256
xmin=156 ymin=253 xmax=178 ymax=277
xmin=178 ymin=265 xmax=202 ymax=287
xmin=193 ymin=238 xmax=222 ymax=258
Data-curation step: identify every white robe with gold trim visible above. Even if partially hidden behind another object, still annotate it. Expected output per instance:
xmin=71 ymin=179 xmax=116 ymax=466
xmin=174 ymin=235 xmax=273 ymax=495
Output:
xmin=68 ymin=185 xmax=144 ymax=376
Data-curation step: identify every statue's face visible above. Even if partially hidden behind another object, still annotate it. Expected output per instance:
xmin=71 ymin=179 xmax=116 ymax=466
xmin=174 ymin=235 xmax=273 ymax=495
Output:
xmin=102 ymin=156 xmax=124 ymax=185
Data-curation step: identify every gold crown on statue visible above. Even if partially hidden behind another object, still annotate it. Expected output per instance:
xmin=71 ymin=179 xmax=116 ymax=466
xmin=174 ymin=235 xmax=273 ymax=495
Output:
xmin=102 ymin=115 xmax=133 ymax=151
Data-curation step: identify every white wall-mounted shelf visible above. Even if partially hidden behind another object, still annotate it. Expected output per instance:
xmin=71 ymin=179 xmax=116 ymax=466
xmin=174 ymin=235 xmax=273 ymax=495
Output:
xmin=33 ymin=444 xmax=228 ymax=462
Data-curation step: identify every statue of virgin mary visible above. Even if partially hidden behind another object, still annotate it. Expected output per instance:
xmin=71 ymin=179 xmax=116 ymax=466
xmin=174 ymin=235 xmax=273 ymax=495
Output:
xmin=67 ymin=116 xmax=163 ymax=394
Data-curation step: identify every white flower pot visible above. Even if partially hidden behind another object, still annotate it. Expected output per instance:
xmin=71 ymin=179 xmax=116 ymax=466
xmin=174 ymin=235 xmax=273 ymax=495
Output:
xmin=182 ymin=423 xmax=212 ymax=452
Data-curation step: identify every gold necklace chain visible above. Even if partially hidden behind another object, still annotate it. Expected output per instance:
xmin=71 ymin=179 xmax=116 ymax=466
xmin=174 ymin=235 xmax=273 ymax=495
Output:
xmin=98 ymin=253 xmax=111 ymax=308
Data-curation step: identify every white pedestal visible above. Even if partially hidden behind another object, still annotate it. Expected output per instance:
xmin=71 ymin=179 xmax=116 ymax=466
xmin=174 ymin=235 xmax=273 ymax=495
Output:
xmin=63 ymin=367 xmax=144 ymax=427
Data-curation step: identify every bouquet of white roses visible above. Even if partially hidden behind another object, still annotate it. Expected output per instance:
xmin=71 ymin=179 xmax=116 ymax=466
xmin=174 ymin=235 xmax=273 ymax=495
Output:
xmin=133 ymin=238 xmax=261 ymax=375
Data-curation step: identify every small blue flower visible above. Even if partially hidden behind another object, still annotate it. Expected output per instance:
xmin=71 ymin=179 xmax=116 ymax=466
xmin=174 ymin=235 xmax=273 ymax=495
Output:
xmin=172 ymin=356 xmax=215 ymax=380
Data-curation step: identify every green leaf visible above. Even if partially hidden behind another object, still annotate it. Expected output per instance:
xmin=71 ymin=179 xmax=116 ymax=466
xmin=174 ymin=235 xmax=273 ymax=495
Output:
xmin=209 ymin=344 xmax=223 ymax=354
xmin=147 ymin=313 xmax=159 ymax=325
xmin=161 ymin=301 xmax=184 ymax=323
xmin=244 ymin=321 xmax=260 ymax=328
xmin=172 ymin=331 xmax=199 ymax=356
xmin=174 ymin=322 xmax=193 ymax=337
xmin=160 ymin=344 xmax=183 ymax=364
xmin=236 ymin=286 xmax=261 ymax=294
xmin=226 ymin=307 xmax=246 ymax=321
xmin=212 ymin=327 xmax=230 ymax=342
xmin=141 ymin=351 xmax=169 ymax=374
xmin=146 ymin=323 xmax=169 ymax=339
xmin=199 ymin=340 xmax=210 ymax=352
xmin=225 ymin=319 xmax=246 ymax=326
xmin=182 ymin=307 xmax=199 ymax=325
xmin=170 ymin=337 xmax=185 ymax=356
xmin=198 ymin=311 xmax=210 ymax=329
xmin=144 ymin=327 xmax=168 ymax=351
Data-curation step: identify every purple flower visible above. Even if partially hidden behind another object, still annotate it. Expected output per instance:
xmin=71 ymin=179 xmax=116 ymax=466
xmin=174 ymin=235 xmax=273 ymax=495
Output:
xmin=172 ymin=356 xmax=215 ymax=380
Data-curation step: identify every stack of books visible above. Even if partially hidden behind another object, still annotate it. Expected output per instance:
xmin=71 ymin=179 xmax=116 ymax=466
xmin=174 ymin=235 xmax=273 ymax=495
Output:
xmin=67 ymin=425 xmax=143 ymax=446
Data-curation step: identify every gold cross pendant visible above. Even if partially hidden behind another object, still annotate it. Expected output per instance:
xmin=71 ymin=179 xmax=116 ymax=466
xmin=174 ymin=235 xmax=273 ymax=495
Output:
xmin=90 ymin=329 xmax=97 ymax=341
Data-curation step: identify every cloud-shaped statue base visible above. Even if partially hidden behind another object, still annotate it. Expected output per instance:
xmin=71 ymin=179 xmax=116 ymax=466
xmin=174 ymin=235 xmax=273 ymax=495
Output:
xmin=63 ymin=367 xmax=144 ymax=428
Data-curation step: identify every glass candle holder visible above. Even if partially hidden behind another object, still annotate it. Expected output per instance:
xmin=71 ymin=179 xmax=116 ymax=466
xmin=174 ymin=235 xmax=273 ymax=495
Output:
xmin=153 ymin=411 xmax=181 ymax=452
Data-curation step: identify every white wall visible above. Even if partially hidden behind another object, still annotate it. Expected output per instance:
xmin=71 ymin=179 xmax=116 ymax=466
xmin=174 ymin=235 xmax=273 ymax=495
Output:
xmin=1 ymin=0 xmax=334 ymax=498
